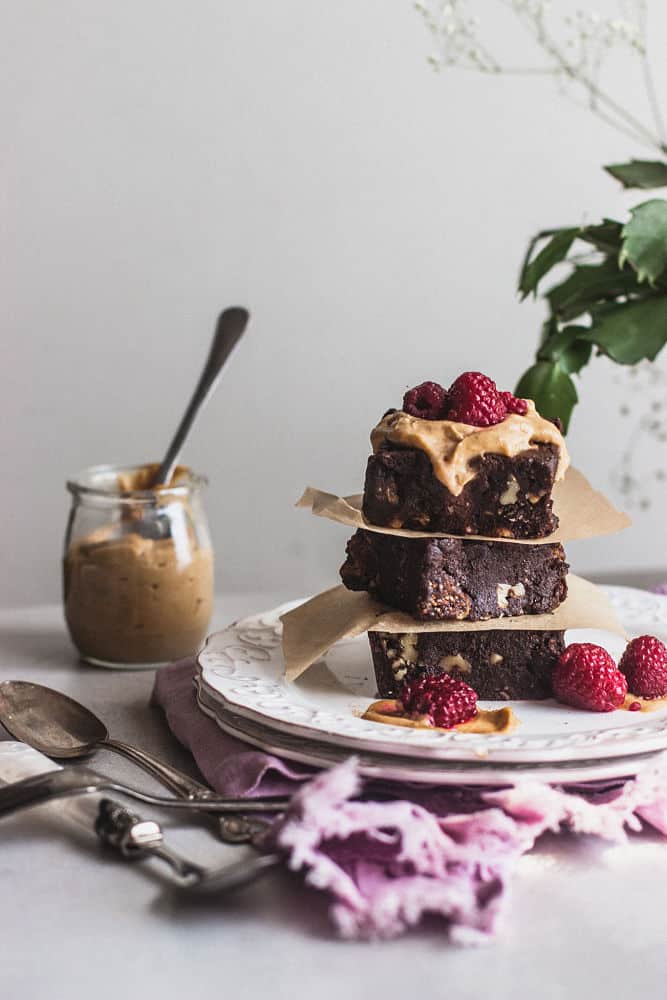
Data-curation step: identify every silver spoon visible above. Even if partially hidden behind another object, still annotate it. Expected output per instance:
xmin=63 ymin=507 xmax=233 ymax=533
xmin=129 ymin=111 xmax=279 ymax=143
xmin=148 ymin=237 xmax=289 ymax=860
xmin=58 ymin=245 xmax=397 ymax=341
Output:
xmin=152 ymin=305 xmax=249 ymax=487
xmin=0 ymin=680 xmax=220 ymax=801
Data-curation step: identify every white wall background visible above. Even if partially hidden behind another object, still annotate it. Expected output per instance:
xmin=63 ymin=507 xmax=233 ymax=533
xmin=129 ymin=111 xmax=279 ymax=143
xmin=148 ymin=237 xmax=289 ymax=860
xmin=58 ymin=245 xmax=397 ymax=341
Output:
xmin=2 ymin=0 xmax=666 ymax=607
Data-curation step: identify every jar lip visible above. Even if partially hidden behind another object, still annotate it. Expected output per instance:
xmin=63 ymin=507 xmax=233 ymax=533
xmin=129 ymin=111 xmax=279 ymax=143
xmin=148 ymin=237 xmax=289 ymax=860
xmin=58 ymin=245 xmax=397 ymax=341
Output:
xmin=66 ymin=463 xmax=208 ymax=502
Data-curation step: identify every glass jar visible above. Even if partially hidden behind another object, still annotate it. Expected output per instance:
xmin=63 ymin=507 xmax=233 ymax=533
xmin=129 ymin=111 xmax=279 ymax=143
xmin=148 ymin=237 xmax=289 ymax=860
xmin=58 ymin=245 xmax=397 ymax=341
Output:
xmin=63 ymin=463 xmax=214 ymax=669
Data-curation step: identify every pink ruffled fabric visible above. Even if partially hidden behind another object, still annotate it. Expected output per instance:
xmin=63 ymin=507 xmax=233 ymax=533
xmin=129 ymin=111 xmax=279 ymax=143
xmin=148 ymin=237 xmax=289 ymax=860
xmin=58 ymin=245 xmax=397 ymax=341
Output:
xmin=153 ymin=659 xmax=667 ymax=943
xmin=271 ymin=758 xmax=667 ymax=943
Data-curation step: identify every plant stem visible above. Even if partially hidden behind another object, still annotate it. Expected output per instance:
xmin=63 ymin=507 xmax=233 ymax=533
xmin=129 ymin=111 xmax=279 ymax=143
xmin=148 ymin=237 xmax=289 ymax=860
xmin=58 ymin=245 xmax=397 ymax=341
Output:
xmin=529 ymin=15 xmax=664 ymax=152
xmin=637 ymin=2 xmax=667 ymax=149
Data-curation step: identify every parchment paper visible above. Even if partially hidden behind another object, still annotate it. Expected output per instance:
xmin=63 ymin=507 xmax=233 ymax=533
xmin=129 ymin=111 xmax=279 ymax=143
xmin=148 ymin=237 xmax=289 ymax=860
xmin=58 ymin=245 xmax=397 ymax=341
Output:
xmin=296 ymin=467 xmax=630 ymax=545
xmin=280 ymin=575 xmax=626 ymax=681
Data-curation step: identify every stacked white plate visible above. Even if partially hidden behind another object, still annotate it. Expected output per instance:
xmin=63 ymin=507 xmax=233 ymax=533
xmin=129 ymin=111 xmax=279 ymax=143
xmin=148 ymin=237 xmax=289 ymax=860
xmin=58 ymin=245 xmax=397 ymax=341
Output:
xmin=195 ymin=586 xmax=667 ymax=785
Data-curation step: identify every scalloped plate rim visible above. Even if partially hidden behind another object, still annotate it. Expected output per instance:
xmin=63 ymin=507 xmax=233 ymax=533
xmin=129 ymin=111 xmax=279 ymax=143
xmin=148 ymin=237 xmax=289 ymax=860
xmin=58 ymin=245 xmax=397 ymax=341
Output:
xmin=194 ymin=683 xmax=666 ymax=785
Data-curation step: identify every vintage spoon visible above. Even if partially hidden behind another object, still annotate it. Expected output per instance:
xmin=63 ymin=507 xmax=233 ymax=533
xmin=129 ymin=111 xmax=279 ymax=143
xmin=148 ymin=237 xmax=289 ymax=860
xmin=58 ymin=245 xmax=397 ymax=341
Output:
xmin=151 ymin=305 xmax=249 ymax=487
xmin=0 ymin=680 xmax=219 ymax=801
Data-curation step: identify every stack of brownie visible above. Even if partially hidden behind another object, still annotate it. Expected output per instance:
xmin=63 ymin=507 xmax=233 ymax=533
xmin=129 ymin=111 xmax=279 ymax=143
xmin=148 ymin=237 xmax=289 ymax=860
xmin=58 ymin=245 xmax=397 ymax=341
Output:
xmin=339 ymin=379 xmax=571 ymax=701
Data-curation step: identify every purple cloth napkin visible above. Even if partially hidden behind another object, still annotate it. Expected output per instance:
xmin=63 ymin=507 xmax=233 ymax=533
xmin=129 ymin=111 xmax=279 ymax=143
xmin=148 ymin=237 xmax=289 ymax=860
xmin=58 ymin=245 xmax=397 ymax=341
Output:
xmin=153 ymin=658 xmax=667 ymax=944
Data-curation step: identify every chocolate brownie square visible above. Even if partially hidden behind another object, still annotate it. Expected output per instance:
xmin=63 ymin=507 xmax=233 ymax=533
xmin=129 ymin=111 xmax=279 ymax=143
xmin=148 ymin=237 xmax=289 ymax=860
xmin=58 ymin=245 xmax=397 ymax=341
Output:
xmin=341 ymin=529 xmax=568 ymax=621
xmin=369 ymin=629 xmax=565 ymax=700
xmin=362 ymin=444 xmax=561 ymax=538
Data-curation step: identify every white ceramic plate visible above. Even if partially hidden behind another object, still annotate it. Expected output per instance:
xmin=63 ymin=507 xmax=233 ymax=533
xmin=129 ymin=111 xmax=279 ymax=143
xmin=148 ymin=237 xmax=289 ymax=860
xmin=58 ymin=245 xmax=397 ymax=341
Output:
xmin=195 ymin=683 xmax=666 ymax=785
xmin=197 ymin=586 xmax=667 ymax=768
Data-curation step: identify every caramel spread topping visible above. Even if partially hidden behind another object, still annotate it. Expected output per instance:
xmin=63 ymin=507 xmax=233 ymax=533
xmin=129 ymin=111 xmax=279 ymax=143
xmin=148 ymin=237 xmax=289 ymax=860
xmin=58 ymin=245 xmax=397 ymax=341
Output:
xmin=622 ymin=693 xmax=667 ymax=713
xmin=362 ymin=699 xmax=519 ymax=735
xmin=115 ymin=463 xmax=189 ymax=494
xmin=370 ymin=401 xmax=570 ymax=496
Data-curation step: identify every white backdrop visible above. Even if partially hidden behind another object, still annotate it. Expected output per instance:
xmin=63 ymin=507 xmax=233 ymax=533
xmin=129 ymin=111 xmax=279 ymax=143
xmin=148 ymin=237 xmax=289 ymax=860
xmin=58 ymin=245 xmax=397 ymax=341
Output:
xmin=3 ymin=0 xmax=666 ymax=607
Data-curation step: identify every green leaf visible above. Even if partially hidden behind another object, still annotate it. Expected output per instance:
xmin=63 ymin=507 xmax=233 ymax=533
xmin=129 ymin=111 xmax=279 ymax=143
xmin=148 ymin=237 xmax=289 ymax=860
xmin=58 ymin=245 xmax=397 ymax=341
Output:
xmin=560 ymin=338 xmax=593 ymax=375
xmin=514 ymin=361 xmax=578 ymax=432
xmin=620 ymin=199 xmax=667 ymax=285
xmin=519 ymin=228 xmax=580 ymax=299
xmin=538 ymin=316 xmax=559 ymax=348
xmin=605 ymin=160 xmax=667 ymax=190
xmin=546 ymin=258 xmax=639 ymax=321
xmin=537 ymin=325 xmax=593 ymax=374
xmin=581 ymin=295 xmax=667 ymax=364
xmin=577 ymin=219 xmax=623 ymax=254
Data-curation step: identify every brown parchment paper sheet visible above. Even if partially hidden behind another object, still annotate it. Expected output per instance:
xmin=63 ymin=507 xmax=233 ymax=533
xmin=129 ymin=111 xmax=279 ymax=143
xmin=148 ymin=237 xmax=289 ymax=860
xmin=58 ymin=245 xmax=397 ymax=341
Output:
xmin=296 ymin=467 xmax=631 ymax=545
xmin=280 ymin=575 xmax=626 ymax=681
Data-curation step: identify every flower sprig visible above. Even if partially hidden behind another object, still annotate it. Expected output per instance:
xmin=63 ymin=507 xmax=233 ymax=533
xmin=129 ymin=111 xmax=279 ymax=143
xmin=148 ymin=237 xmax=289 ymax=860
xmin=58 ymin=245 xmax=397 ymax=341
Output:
xmin=417 ymin=0 xmax=666 ymax=153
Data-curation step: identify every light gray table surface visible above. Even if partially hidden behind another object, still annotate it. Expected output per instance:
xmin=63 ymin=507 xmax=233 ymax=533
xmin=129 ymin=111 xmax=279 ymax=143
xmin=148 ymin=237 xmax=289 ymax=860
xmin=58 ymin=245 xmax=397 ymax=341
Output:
xmin=1 ymin=591 xmax=666 ymax=1000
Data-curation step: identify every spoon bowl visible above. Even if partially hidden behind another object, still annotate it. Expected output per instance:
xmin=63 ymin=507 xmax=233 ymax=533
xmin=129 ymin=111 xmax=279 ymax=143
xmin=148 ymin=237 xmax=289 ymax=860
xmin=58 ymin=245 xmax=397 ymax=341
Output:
xmin=0 ymin=681 xmax=106 ymax=757
xmin=0 ymin=680 xmax=212 ymax=799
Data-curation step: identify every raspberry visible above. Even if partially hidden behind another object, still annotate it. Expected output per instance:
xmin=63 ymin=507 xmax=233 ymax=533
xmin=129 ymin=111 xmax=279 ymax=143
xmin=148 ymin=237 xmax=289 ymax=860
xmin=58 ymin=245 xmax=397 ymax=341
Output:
xmin=446 ymin=372 xmax=507 ymax=427
xmin=398 ymin=674 xmax=477 ymax=729
xmin=500 ymin=391 xmax=528 ymax=416
xmin=553 ymin=643 xmax=627 ymax=712
xmin=619 ymin=635 xmax=667 ymax=699
xmin=402 ymin=381 xmax=448 ymax=420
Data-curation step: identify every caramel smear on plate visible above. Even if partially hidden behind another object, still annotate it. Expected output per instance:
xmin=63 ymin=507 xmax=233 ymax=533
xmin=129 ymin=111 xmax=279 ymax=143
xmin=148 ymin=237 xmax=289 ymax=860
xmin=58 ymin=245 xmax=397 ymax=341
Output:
xmin=363 ymin=700 xmax=520 ymax=734
xmin=622 ymin=693 xmax=667 ymax=713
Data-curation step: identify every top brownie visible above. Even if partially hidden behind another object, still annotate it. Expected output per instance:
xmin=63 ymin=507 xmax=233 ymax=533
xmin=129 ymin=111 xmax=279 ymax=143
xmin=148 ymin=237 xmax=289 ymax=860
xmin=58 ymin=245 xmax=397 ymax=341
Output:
xmin=363 ymin=442 xmax=561 ymax=538
xmin=361 ymin=374 xmax=569 ymax=539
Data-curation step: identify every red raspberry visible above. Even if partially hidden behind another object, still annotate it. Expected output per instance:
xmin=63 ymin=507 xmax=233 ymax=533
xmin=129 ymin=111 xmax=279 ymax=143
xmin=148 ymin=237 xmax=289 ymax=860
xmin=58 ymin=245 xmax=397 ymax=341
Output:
xmin=500 ymin=391 xmax=528 ymax=416
xmin=553 ymin=643 xmax=627 ymax=712
xmin=446 ymin=372 xmax=507 ymax=426
xmin=398 ymin=674 xmax=477 ymax=729
xmin=402 ymin=381 xmax=448 ymax=420
xmin=619 ymin=635 xmax=667 ymax=699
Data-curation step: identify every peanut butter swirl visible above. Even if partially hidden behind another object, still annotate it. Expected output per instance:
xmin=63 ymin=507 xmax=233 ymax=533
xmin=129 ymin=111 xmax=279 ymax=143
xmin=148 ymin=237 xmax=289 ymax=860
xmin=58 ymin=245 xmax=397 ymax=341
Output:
xmin=370 ymin=401 xmax=570 ymax=496
xmin=362 ymin=700 xmax=519 ymax=735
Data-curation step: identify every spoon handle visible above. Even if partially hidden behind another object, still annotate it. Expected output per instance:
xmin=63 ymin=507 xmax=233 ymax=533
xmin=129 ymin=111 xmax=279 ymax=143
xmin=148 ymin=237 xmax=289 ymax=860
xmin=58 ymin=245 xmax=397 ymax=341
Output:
xmin=103 ymin=737 xmax=213 ymax=800
xmin=152 ymin=306 xmax=249 ymax=486
xmin=95 ymin=798 xmax=205 ymax=881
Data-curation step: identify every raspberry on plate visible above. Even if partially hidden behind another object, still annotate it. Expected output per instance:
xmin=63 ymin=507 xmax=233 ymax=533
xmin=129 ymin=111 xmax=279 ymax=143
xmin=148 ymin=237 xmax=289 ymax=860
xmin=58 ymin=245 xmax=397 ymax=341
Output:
xmin=500 ymin=391 xmax=528 ymax=416
xmin=402 ymin=381 xmax=448 ymax=420
xmin=446 ymin=371 xmax=507 ymax=427
xmin=398 ymin=674 xmax=477 ymax=729
xmin=553 ymin=643 xmax=627 ymax=712
xmin=619 ymin=635 xmax=667 ymax=699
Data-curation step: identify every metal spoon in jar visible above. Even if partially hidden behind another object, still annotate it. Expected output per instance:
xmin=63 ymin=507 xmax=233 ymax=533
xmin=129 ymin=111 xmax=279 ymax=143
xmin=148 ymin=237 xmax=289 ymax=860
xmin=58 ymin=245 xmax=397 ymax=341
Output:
xmin=0 ymin=680 xmax=223 ymax=803
xmin=152 ymin=305 xmax=249 ymax=488
xmin=131 ymin=305 xmax=248 ymax=540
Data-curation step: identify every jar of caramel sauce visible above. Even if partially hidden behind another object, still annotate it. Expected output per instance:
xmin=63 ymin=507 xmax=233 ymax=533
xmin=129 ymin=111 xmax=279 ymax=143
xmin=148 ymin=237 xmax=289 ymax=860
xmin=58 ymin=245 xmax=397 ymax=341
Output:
xmin=63 ymin=463 xmax=213 ymax=668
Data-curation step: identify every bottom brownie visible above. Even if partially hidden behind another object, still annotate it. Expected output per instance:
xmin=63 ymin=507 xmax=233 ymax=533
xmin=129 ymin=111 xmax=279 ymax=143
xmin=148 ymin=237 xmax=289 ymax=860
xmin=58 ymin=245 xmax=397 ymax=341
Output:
xmin=368 ymin=629 xmax=565 ymax=700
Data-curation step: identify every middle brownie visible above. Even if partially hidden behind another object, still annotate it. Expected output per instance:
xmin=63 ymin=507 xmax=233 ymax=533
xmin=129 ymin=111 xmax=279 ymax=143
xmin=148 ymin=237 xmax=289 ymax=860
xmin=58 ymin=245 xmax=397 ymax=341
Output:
xmin=340 ymin=529 xmax=568 ymax=621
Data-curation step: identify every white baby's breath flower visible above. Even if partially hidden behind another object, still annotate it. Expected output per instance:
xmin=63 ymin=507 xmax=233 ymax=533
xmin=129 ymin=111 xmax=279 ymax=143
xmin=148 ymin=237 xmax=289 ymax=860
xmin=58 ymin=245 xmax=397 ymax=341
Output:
xmin=416 ymin=0 xmax=665 ymax=152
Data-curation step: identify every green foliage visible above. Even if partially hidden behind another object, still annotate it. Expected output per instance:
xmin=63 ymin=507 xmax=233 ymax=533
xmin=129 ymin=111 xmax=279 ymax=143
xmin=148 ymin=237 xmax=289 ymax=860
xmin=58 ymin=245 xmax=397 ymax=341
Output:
xmin=519 ymin=228 xmax=579 ymax=299
xmin=581 ymin=297 xmax=667 ymax=364
xmin=516 ymin=189 xmax=667 ymax=432
xmin=620 ymin=200 xmax=667 ymax=284
xmin=515 ymin=362 xmax=578 ymax=432
xmin=537 ymin=325 xmax=592 ymax=374
xmin=546 ymin=258 xmax=639 ymax=321
xmin=577 ymin=220 xmax=623 ymax=254
xmin=604 ymin=160 xmax=667 ymax=190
